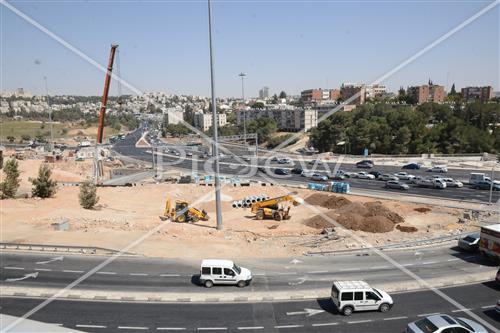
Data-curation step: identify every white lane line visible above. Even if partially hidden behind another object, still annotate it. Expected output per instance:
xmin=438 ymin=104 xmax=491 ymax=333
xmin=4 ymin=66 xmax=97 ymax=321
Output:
xmin=402 ymin=263 xmax=414 ymax=267
xmin=160 ymin=274 xmax=181 ymax=277
xmin=276 ymin=272 xmax=297 ymax=275
xmin=253 ymin=273 xmax=265 ymax=276
xmin=308 ymin=270 xmax=328 ymax=274
xmin=447 ymin=258 xmax=460 ymax=262
xmin=274 ymin=325 xmax=303 ymax=329
xmin=197 ymin=328 xmax=228 ymax=331
xmin=422 ymin=261 xmax=437 ymax=265
xmin=4 ymin=267 xmax=24 ymax=270
xmin=481 ymin=305 xmax=494 ymax=309
xmin=339 ymin=268 xmax=360 ymax=272
xmin=34 ymin=268 xmax=51 ymax=271
xmin=129 ymin=273 xmax=148 ymax=276
xmin=76 ymin=324 xmax=107 ymax=328
xmin=118 ymin=326 xmax=149 ymax=330
xmin=418 ymin=313 xmax=440 ymax=317
xmin=97 ymin=271 xmax=116 ymax=275
xmin=237 ymin=327 xmax=264 ymax=330
xmin=384 ymin=316 xmax=408 ymax=321
xmin=62 ymin=270 xmax=85 ymax=273
xmin=348 ymin=320 xmax=372 ymax=324
xmin=157 ymin=328 xmax=187 ymax=331
xmin=312 ymin=322 xmax=338 ymax=327
xmin=370 ymin=266 xmax=389 ymax=270
xmin=452 ymin=308 xmax=473 ymax=313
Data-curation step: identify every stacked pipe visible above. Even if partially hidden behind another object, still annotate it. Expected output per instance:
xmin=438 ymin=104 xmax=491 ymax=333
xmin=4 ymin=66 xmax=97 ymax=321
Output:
xmin=231 ymin=195 xmax=271 ymax=208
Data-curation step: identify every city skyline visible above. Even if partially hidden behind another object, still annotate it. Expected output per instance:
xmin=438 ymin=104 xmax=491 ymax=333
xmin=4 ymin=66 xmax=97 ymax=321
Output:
xmin=1 ymin=0 xmax=498 ymax=97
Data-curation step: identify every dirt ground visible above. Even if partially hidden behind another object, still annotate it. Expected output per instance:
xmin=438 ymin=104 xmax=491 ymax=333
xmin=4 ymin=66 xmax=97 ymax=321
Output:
xmin=0 ymin=158 xmax=478 ymax=258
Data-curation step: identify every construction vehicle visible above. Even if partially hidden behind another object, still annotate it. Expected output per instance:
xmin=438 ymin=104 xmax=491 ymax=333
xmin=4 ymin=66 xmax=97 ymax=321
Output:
xmin=161 ymin=198 xmax=209 ymax=223
xmin=250 ymin=194 xmax=302 ymax=221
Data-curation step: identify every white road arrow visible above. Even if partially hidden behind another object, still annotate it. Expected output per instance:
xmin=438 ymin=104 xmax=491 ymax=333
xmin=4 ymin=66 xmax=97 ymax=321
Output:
xmin=286 ymin=308 xmax=325 ymax=317
xmin=36 ymin=256 xmax=64 ymax=265
xmin=288 ymin=277 xmax=307 ymax=286
xmin=5 ymin=272 xmax=39 ymax=282
xmin=289 ymin=259 xmax=302 ymax=265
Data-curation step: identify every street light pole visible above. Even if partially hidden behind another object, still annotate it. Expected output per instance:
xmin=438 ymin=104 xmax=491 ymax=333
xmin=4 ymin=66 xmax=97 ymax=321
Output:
xmin=208 ymin=0 xmax=223 ymax=231
xmin=489 ymin=164 xmax=496 ymax=205
xmin=44 ymin=76 xmax=54 ymax=151
xmin=238 ymin=72 xmax=246 ymax=145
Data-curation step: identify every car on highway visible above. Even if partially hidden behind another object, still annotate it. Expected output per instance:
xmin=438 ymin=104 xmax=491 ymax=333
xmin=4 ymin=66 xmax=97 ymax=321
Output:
xmin=385 ymin=180 xmax=409 ymax=190
xmin=328 ymin=173 xmax=346 ymax=180
xmin=337 ymin=170 xmax=353 ymax=178
xmin=416 ymin=177 xmax=447 ymax=189
xmin=495 ymin=299 xmax=500 ymax=315
xmin=458 ymin=233 xmax=480 ymax=252
xmin=200 ymin=259 xmax=252 ymax=288
xmin=496 ymin=268 xmax=500 ymax=285
xmin=394 ymin=172 xmax=415 ymax=181
xmin=278 ymin=158 xmax=292 ymax=164
xmin=471 ymin=180 xmax=500 ymax=190
xmin=331 ymin=280 xmax=393 ymax=316
xmin=402 ymin=163 xmax=422 ymax=170
xmin=274 ymin=168 xmax=289 ymax=175
xmin=442 ymin=178 xmax=463 ymax=188
xmin=406 ymin=314 xmax=488 ymax=333
xmin=427 ymin=166 xmax=448 ymax=173
xmin=186 ymin=152 xmax=193 ymax=157
xmin=301 ymin=170 xmax=314 ymax=177
xmin=379 ymin=174 xmax=399 ymax=181
xmin=311 ymin=173 xmax=328 ymax=181
xmin=308 ymin=159 xmax=323 ymax=165
xmin=291 ymin=167 xmax=303 ymax=175
xmin=410 ymin=175 xmax=424 ymax=184
xmin=354 ymin=172 xmax=375 ymax=180
xmin=356 ymin=160 xmax=374 ymax=169
xmin=369 ymin=171 xmax=383 ymax=178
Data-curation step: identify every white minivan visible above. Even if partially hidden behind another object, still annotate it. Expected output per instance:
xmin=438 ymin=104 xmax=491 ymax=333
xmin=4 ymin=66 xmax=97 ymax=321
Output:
xmin=200 ymin=259 xmax=252 ymax=288
xmin=331 ymin=281 xmax=394 ymax=316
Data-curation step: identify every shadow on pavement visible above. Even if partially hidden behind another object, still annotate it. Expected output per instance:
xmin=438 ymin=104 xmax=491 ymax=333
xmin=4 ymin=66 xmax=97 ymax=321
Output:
xmin=449 ymin=248 xmax=498 ymax=267
xmin=482 ymin=309 xmax=500 ymax=323
xmin=481 ymin=280 xmax=500 ymax=292
xmin=316 ymin=298 xmax=339 ymax=315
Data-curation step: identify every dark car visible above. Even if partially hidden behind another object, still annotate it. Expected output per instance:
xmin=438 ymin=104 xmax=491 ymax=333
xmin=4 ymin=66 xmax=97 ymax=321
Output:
xmin=274 ymin=168 xmax=289 ymax=175
xmin=402 ymin=163 xmax=421 ymax=170
xmin=291 ymin=167 xmax=303 ymax=175
xmin=472 ymin=180 xmax=500 ymax=190
xmin=369 ymin=171 xmax=382 ymax=178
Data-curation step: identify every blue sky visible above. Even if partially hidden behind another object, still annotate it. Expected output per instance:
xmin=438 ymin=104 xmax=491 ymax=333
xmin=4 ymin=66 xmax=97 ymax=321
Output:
xmin=1 ymin=0 xmax=498 ymax=97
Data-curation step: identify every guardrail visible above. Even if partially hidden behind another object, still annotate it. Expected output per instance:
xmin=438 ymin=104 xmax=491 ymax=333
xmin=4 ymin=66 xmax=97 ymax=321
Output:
xmin=0 ymin=242 xmax=136 ymax=256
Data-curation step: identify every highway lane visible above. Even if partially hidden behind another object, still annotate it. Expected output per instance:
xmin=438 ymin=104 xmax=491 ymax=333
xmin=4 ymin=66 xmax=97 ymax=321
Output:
xmin=1 ymin=282 xmax=498 ymax=332
xmin=1 ymin=247 xmax=497 ymax=293
xmin=113 ymin=130 xmax=500 ymax=204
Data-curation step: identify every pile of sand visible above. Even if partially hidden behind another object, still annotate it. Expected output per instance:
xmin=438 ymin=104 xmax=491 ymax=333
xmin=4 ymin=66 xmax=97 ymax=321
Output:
xmin=304 ymin=193 xmax=352 ymax=209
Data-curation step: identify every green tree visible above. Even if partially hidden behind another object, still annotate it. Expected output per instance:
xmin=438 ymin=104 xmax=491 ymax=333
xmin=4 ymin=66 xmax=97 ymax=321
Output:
xmin=279 ymin=91 xmax=287 ymax=99
xmin=247 ymin=117 xmax=277 ymax=142
xmin=6 ymin=136 xmax=15 ymax=143
xmin=21 ymin=134 xmax=31 ymax=142
xmin=0 ymin=159 xmax=20 ymax=199
xmin=250 ymin=102 xmax=265 ymax=109
xmin=79 ymin=181 xmax=99 ymax=209
xmin=30 ymin=164 xmax=57 ymax=198
xmin=449 ymin=83 xmax=457 ymax=96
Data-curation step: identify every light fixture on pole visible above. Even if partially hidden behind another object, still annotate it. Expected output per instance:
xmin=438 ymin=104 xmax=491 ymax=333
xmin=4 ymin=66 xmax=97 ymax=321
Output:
xmin=238 ymin=72 xmax=247 ymax=145
xmin=208 ymin=0 xmax=223 ymax=230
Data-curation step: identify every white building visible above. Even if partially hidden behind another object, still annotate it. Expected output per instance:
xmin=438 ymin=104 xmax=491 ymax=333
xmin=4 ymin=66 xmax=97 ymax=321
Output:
xmin=194 ymin=112 xmax=227 ymax=132
xmin=163 ymin=107 xmax=184 ymax=125
xmin=236 ymin=106 xmax=317 ymax=132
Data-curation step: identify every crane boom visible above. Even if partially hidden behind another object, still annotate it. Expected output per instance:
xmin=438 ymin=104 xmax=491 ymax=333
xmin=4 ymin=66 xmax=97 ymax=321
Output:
xmin=97 ymin=44 xmax=118 ymax=144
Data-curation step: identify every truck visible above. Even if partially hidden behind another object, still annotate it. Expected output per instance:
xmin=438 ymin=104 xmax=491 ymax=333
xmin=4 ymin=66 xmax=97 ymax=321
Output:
xmin=470 ymin=172 xmax=487 ymax=185
xmin=415 ymin=177 xmax=446 ymax=189
xmin=479 ymin=224 xmax=500 ymax=263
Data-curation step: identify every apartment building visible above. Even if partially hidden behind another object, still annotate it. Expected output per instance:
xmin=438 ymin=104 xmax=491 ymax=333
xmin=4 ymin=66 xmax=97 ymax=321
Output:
xmin=259 ymin=87 xmax=270 ymax=99
xmin=461 ymin=86 xmax=493 ymax=102
xmin=163 ymin=107 xmax=184 ymax=125
xmin=365 ymin=84 xmax=387 ymax=99
xmin=407 ymin=83 xmax=445 ymax=104
xmin=236 ymin=106 xmax=317 ymax=132
xmin=340 ymin=84 xmax=366 ymax=105
xmin=301 ymin=89 xmax=339 ymax=102
xmin=194 ymin=112 xmax=227 ymax=132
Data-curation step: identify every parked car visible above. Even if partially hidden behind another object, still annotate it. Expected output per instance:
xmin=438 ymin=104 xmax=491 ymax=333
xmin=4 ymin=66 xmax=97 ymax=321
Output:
xmin=354 ymin=172 xmax=375 ymax=180
xmin=402 ymin=163 xmax=421 ymax=170
xmin=406 ymin=314 xmax=488 ymax=333
xmin=356 ymin=160 xmax=374 ymax=169
xmin=394 ymin=172 xmax=415 ymax=180
xmin=274 ymin=168 xmax=289 ymax=175
xmin=385 ymin=180 xmax=409 ymax=190
xmin=301 ymin=170 xmax=314 ymax=178
xmin=369 ymin=171 xmax=382 ymax=178
xmin=291 ymin=167 xmax=303 ymax=175
xmin=442 ymin=178 xmax=463 ymax=188
xmin=330 ymin=280 xmax=393 ymax=316
xmin=427 ymin=166 xmax=448 ymax=173
xmin=379 ymin=174 xmax=399 ymax=181
xmin=199 ymin=259 xmax=252 ymax=288
xmin=458 ymin=233 xmax=480 ymax=252
xmin=311 ymin=173 xmax=328 ymax=181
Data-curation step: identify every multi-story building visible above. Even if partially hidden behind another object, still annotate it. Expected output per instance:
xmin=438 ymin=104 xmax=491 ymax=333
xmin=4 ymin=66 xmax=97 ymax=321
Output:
xmin=163 ymin=107 xmax=184 ymax=125
xmin=301 ymin=89 xmax=339 ymax=102
xmin=259 ymin=87 xmax=270 ymax=99
xmin=407 ymin=83 xmax=444 ymax=104
xmin=329 ymin=89 xmax=341 ymax=101
xmin=365 ymin=84 xmax=387 ymax=99
xmin=460 ymin=86 xmax=493 ymax=102
xmin=340 ymin=84 xmax=366 ymax=105
xmin=194 ymin=112 xmax=227 ymax=132
xmin=236 ymin=106 xmax=317 ymax=132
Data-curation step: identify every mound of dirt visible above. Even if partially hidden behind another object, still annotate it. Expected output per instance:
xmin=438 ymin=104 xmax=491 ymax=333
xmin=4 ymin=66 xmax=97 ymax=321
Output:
xmin=364 ymin=202 xmax=404 ymax=224
xmin=336 ymin=214 xmax=395 ymax=233
xmin=414 ymin=207 xmax=431 ymax=213
xmin=304 ymin=214 xmax=334 ymax=230
xmin=305 ymin=193 xmax=352 ymax=210
xmin=396 ymin=225 xmax=418 ymax=233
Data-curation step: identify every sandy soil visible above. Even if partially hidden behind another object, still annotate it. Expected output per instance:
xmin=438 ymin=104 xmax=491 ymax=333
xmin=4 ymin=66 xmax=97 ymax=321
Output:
xmin=0 ymin=172 xmax=477 ymax=258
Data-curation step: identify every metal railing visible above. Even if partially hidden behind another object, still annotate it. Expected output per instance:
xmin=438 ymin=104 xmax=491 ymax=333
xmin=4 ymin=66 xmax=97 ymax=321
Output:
xmin=0 ymin=242 xmax=136 ymax=256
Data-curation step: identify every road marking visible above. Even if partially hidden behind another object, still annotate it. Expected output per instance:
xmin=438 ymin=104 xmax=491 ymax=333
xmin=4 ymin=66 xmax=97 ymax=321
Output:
xmin=339 ymin=268 xmax=360 ymax=272
xmin=312 ymin=322 xmax=338 ymax=327
xmin=422 ymin=261 xmax=437 ymax=265
xmin=370 ymin=266 xmax=388 ymax=270
xmin=348 ymin=320 xmax=372 ymax=324
xmin=452 ymin=308 xmax=473 ymax=313
xmin=97 ymin=271 xmax=116 ymax=275
xmin=418 ymin=313 xmax=440 ymax=317
xmin=237 ymin=327 xmax=264 ymax=330
xmin=118 ymin=326 xmax=149 ymax=330
xmin=402 ymin=263 xmax=414 ymax=267
xmin=481 ymin=305 xmax=494 ymax=309
xmin=277 ymin=272 xmax=297 ymax=275
xmin=197 ymin=328 xmax=228 ymax=331
xmin=129 ymin=273 xmax=148 ymax=276
xmin=4 ymin=267 xmax=24 ymax=270
xmin=34 ymin=268 xmax=51 ymax=271
xmin=274 ymin=325 xmax=303 ymax=329
xmin=76 ymin=324 xmax=107 ymax=328
xmin=384 ymin=316 xmax=408 ymax=321
xmin=62 ymin=270 xmax=84 ymax=273
xmin=447 ymin=258 xmax=460 ymax=262
xmin=253 ymin=273 xmax=265 ymax=276
xmin=308 ymin=270 xmax=328 ymax=274
xmin=157 ymin=328 xmax=187 ymax=331
xmin=160 ymin=274 xmax=180 ymax=277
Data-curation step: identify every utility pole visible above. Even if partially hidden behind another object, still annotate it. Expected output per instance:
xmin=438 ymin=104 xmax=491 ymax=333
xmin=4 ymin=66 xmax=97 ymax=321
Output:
xmin=489 ymin=163 xmax=496 ymax=205
xmin=43 ymin=76 xmax=54 ymax=151
xmin=238 ymin=72 xmax=246 ymax=145
xmin=208 ymin=0 xmax=223 ymax=231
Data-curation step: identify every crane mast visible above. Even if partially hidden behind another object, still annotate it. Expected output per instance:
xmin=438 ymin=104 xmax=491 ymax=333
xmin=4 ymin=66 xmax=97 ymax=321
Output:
xmin=97 ymin=44 xmax=118 ymax=144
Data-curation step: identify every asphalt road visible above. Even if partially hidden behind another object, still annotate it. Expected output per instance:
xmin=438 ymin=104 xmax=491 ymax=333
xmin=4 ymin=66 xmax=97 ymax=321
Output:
xmin=1 ymin=282 xmax=499 ymax=332
xmin=112 ymin=129 xmax=500 ymax=204
xmin=1 ymin=247 xmax=497 ymax=294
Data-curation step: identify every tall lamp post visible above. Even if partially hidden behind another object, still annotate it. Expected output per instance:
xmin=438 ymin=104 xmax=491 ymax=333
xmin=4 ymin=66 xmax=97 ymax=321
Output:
xmin=44 ymin=76 xmax=54 ymax=151
xmin=238 ymin=72 xmax=246 ymax=145
xmin=208 ymin=0 xmax=223 ymax=231
xmin=489 ymin=162 xmax=498 ymax=205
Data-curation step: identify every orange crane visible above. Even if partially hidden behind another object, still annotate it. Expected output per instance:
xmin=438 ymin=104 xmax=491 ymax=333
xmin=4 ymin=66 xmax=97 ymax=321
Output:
xmin=97 ymin=44 xmax=118 ymax=144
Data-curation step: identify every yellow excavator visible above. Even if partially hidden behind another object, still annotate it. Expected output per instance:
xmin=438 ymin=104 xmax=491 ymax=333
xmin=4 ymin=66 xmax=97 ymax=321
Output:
xmin=251 ymin=194 xmax=302 ymax=221
xmin=161 ymin=198 xmax=209 ymax=223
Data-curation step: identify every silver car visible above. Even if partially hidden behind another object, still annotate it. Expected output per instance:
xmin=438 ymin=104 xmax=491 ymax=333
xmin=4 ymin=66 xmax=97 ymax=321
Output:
xmin=406 ymin=314 xmax=487 ymax=333
xmin=458 ymin=233 xmax=480 ymax=252
xmin=385 ymin=180 xmax=409 ymax=190
xmin=379 ymin=174 xmax=399 ymax=181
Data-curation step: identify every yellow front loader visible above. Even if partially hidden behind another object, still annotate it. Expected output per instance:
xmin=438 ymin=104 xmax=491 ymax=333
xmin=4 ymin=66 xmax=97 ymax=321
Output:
xmin=250 ymin=194 xmax=302 ymax=221
xmin=161 ymin=198 xmax=209 ymax=223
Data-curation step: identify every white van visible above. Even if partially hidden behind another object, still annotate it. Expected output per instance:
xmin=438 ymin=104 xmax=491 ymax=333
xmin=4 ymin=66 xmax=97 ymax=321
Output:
xmin=200 ymin=259 xmax=252 ymax=288
xmin=331 ymin=281 xmax=394 ymax=316
xmin=470 ymin=173 xmax=486 ymax=185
